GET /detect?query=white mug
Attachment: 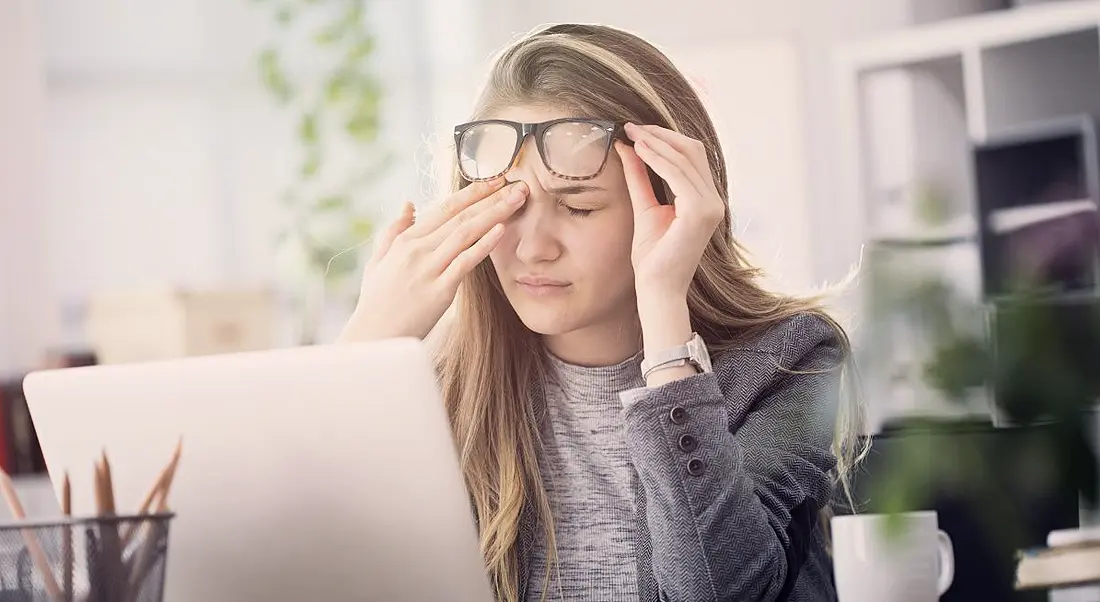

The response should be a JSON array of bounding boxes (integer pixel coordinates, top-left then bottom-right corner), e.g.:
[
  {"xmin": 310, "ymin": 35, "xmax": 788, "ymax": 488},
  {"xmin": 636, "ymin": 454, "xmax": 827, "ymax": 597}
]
[{"xmin": 830, "ymin": 511, "xmax": 955, "ymax": 602}]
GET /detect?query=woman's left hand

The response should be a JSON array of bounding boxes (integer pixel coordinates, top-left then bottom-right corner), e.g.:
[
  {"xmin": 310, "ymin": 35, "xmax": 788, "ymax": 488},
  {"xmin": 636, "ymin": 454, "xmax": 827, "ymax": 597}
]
[{"xmin": 616, "ymin": 123, "xmax": 725, "ymax": 301}]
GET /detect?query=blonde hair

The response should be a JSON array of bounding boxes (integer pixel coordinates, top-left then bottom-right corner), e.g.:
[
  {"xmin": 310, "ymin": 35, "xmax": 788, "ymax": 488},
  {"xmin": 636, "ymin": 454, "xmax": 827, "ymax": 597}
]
[{"xmin": 433, "ymin": 23, "xmax": 867, "ymax": 602}]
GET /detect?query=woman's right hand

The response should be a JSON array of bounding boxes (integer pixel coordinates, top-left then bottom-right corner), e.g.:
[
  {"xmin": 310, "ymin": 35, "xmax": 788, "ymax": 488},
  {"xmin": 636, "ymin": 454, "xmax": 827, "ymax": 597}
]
[{"xmin": 337, "ymin": 177, "xmax": 528, "ymax": 343}]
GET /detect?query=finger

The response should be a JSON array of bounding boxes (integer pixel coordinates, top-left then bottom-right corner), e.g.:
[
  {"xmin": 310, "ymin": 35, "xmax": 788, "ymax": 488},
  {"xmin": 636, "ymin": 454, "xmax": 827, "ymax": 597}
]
[
  {"xmin": 371, "ymin": 201, "xmax": 415, "ymax": 264},
  {"xmin": 430, "ymin": 184, "xmax": 526, "ymax": 268},
  {"xmin": 424, "ymin": 181, "xmax": 527, "ymax": 249},
  {"xmin": 625, "ymin": 123, "xmax": 709, "ymax": 195},
  {"xmin": 439, "ymin": 223, "xmax": 506, "ymax": 289},
  {"xmin": 639, "ymin": 124, "xmax": 712, "ymax": 181},
  {"xmin": 405, "ymin": 176, "xmax": 507, "ymax": 237},
  {"xmin": 631, "ymin": 139, "xmax": 706, "ymax": 212},
  {"xmin": 615, "ymin": 141, "xmax": 661, "ymax": 219}
]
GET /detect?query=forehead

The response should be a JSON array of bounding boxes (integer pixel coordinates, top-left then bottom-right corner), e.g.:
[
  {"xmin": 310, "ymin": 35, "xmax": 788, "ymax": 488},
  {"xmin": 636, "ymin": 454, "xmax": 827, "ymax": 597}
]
[{"xmin": 483, "ymin": 104, "xmax": 583, "ymax": 124}]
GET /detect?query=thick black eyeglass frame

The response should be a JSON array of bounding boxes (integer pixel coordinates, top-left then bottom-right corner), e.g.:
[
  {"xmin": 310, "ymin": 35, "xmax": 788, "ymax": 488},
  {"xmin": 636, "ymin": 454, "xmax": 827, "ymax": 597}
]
[{"xmin": 453, "ymin": 118, "xmax": 629, "ymax": 182}]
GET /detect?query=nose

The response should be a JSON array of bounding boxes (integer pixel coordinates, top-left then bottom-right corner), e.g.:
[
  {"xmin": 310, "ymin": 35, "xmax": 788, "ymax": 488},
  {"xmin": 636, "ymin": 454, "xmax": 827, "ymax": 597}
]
[
  {"xmin": 503, "ymin": 142, "xmax": 562, "ymax": 265},
  {"xmin": 513, "ymin": 206, "xmax": 562, "ymax": 265}
]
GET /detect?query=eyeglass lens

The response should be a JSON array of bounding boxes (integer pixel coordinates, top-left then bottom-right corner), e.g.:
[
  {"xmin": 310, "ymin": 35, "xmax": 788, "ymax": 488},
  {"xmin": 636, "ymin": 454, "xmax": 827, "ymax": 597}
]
[{"xmin": 458, "ymin": 121, "xmax": 613, "ymax": 181}]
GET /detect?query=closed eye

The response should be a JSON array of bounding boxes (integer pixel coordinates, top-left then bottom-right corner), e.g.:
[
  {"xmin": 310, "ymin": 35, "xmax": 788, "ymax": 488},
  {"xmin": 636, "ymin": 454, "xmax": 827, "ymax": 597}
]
[{"xmin": 557, "ymin": 199, "xmax": 595, "ymax": 217}]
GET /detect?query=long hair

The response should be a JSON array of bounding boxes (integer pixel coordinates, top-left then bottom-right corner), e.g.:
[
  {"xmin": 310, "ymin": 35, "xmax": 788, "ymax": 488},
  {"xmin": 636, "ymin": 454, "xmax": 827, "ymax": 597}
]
[{"xmin": 433, "ymin": 23, "xmax": 868, "ymax": 602}]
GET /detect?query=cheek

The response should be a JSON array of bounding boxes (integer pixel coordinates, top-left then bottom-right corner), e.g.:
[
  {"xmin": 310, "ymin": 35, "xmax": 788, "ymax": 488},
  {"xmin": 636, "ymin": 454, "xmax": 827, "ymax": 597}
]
[
  {"xmin": 488, "ymin": 227, "xmax": 520, "ymax": 268},
  {"xmin": 568, "ymin": 217, "xmax": 635, "ymax": 281}
]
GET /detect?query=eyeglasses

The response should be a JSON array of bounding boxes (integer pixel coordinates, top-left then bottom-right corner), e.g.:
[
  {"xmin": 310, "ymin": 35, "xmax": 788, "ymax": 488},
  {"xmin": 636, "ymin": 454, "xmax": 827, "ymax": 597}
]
[{"xmin": 453, "ymin": 118, "xmax": 627, "ymax": 182}]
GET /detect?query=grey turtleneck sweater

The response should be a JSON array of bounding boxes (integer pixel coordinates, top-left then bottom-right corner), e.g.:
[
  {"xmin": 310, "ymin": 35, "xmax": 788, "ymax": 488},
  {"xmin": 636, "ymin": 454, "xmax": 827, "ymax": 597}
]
[{"xmin": 525, "ymin": 352, "xmax": 644, "ymax": 602}]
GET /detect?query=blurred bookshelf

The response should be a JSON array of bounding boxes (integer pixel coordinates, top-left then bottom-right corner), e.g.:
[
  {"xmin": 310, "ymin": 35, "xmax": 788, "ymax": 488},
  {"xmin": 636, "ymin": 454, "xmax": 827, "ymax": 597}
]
[{"xmin": 835, "ymin": 2, "xmax": 1100, "ymax": 434}]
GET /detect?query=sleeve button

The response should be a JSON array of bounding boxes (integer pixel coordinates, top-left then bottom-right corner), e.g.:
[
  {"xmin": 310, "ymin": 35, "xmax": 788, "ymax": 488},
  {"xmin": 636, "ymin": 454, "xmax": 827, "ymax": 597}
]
[
  {"xmin": 687, "ymin": 458, "xmax": 705, "ymax": 476},
  {"xmin": 669, "ymin": 406, "xmax": 687, "ymax": 424},
  {"xmin": 678, "ymin": 434, "xmax": 698, "ymax": 453}
]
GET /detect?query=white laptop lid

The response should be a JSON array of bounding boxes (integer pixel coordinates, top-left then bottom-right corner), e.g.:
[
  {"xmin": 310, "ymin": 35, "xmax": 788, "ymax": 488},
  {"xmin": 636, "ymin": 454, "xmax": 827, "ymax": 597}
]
[{"xmin": 22, "ymin": 338, "xmax": 494, "ymax": 602}]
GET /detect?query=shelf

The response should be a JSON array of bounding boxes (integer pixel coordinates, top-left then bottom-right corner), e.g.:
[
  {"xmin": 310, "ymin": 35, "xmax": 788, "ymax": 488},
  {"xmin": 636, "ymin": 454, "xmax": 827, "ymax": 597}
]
[
  {"xmin": 871, "ymin": 212, "xmax": 979, "ymax": 246},
  {"xmin": 989, "ymin": 198, "xmax": 1098, "ymax": 233},
  {"xmin": 859, "ymin": 55, "xmax": 976, "ymax": 237},
  {"xmin": 980, "ymin": 28, "xmax": 1100, "ymax": 135},
  {"xmin": 837, "ymin": 1, "xmax": 1100, "ymax": 70},
  {"xmin": 836, "ymin": 3, "xmax": 1100, "ymax": 428}
]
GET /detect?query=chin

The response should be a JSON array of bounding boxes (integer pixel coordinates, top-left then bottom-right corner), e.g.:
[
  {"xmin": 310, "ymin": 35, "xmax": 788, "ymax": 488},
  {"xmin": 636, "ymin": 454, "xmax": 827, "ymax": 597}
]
[{"xmin": 511, "ymin": 304, "xmax": 580, "ymax": 336}]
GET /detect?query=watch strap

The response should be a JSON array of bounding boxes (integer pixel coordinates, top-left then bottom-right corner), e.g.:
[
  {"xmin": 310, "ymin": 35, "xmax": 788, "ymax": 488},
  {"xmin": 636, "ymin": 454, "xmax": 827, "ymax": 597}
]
[
  {"xmin": 640, "ymin": 344, "xmax": 692, "ymax": 377},
  {"xmin": 641, "ymin": 333, "xmax": 712, "ymax": 380}
]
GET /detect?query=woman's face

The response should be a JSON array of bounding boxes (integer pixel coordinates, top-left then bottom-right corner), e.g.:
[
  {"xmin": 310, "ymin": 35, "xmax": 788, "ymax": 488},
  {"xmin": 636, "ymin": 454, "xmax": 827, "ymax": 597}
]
[{"xmin": 486, "ymin": 104, "xmax": 640, "ymax": 345}]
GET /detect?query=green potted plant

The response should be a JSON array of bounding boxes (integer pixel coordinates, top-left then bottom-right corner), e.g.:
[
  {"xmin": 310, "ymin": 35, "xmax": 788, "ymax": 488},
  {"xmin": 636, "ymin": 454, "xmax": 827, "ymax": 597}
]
[
  {"xmin": 861, "ymin": 245, "xmax": 1100, "ymax": 548},
  {"xmin": 250, "ymin": 0, "xmax": 392, "ymax": 344}
]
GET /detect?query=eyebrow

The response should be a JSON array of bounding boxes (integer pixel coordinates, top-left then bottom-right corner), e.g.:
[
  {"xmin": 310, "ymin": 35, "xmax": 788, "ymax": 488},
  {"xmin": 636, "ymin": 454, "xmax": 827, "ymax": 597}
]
[{"xmin": 544, "ymin": 184, "xmax": 605, "ymax": 195}]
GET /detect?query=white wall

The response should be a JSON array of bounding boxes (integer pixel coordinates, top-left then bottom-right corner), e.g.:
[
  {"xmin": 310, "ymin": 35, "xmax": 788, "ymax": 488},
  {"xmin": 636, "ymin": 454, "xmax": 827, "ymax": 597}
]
[{"xmin": 0, "ymin": 0, "xmax": 55, "ymax": 371}]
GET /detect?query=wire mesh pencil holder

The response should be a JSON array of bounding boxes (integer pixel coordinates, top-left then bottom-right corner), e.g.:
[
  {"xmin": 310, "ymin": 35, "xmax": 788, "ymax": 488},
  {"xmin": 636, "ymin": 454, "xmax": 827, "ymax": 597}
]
[{"xmin": 0, "ymin": 513, "xmax": 174, "ymax": 602}]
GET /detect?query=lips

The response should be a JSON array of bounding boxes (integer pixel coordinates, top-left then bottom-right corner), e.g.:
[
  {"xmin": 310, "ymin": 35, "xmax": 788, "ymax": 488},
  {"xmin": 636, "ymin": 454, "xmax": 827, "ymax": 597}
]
[
  {"xmin": 515, "ymin": 276, "xmax": 571, "ymax": 297},
  {"xmin": 516, "ymin": 276, "xmax": 570, "ymax": 287}
]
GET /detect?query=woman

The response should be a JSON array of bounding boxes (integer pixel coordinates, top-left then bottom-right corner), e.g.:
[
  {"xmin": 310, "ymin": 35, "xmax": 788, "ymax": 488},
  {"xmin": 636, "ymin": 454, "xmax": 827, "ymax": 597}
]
[{"xmin": 339, "ymin": 23, "xmax": 866, "ymax": 602}]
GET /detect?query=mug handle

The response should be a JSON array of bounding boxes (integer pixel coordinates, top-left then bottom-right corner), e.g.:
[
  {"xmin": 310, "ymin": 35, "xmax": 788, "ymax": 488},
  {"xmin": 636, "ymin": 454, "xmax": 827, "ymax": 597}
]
[{"xmin": 936, "ymin": 529, "xmax": 955, "ymax": 596}]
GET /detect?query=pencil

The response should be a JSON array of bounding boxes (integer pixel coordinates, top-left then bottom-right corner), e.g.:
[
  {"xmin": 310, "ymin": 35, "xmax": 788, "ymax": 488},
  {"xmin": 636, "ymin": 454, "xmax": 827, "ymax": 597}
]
[
  {"xmin": 99, "ymin": 453, "xmax": 115, "ymax": 514},
  {"xmin": 97, "ymin": 454, "xmax": 126, "ymax": 602},
  {"xmin": 125, "ymin": 443, "xmax": 182, "ymax": 602},
  {"xmin": 119, "ymin": 438, "xmax": 181, "ymax": 546},
  {"xmin": 0, "ymin": 468, "xmax": 63, "ymax": 602},
  {"xmin": 62, "ymin": 472, "xmax": 72, "ymax": 602}
]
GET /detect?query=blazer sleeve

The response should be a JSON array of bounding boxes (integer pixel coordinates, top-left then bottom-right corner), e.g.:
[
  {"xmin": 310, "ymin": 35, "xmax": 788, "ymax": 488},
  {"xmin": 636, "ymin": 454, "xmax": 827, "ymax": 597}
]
[{"xmin": 619, "ymin": 313, "xmax": 842, "ymax": 602}]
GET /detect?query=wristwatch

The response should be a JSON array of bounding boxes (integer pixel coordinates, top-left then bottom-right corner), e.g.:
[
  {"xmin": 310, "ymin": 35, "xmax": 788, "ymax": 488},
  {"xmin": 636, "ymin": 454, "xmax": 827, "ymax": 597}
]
[{"xmin": 640, "ymin": 332, "xmax": 713, "ymax": 379}]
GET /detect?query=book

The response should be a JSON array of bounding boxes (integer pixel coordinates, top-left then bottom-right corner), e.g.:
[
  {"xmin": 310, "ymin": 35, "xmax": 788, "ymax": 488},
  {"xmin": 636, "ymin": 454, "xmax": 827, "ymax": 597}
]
[
  {"xmin": 1048, "ymin": 525, "xmax": 1100, "ymax": 548},
  {"xmin": 1015, "ymin": 542, "xmax": 1100, "ymax": 590}
]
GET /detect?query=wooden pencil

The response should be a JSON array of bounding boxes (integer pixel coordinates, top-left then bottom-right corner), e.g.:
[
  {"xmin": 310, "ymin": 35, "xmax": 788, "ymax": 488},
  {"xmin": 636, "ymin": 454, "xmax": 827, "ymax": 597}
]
[
  {"xmin": 119, "ymin": 438, "xmax": 181, "ymax": 547},
  {"xmin": 97, "ymin": 454, "xmax": 126, "ymax": 602},
  {"xmin": 0, "ymin": 468, "xmax": 63, "ymax": 602},
  {"xmin": 125, "ymin": 452, "xmax": 180, "ymax": 602},
  {"xmin": 62, "ymin": 471, "xmax": 72, "ymax": 602}
]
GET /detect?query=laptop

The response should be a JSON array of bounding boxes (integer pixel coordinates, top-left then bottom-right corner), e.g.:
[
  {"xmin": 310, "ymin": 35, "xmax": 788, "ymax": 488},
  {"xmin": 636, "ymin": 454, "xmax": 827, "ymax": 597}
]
[{"xmin": 22, "ymin": 338, "xmax": 495, "ymax": 602}]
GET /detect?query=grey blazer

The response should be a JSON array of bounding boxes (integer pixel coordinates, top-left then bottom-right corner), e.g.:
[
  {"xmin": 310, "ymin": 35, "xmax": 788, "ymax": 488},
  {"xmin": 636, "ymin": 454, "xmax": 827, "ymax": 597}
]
[{"xmin": 518, "ymin": 312, "xmax": 843, "ymax": 602}]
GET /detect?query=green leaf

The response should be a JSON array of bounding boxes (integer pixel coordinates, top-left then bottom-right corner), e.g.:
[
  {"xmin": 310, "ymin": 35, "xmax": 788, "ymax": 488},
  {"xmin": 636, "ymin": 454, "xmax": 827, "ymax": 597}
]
[
  {"xmin": 343, "ymin": 1, "xmax": 365, "ymax": 28},
  {"xmin": 346, "ymin": 37, "xmax": 375, "ymax": 62},
  {"xmin": 324, "ymin": 73, "xmax": 351, "ymax": 103},
  {"xmin": 345, "ymin": 95, "xmax": 381, "ymax": 142},
  {"xmin": 275, "ymin": 6, "xmax": 294, "ymax": 26},
  {"xmin": 258, "ymin": 48, "xmax": 294, "ymax": 103},
  {"xmin": 298, "ymin": 112, "xmax": 319, "ymax": 145},
  {"xmin": 301, "ymin": 152, "xmax": 322, "ymax": 178},
  {"xmin": 314, "ymin": 24, "xmax": 347, "ymax": 46},
  {"xmin": 315, "ymin": 195, "xmax": 349, "ymax": 211},
  {"xmin": 349, "ymin": 215, "xmax": 374, "ymax": 239},
  {"xmin": 922, "ymin": 337, "xmax": 990, "ymax": 402},
  {"xmin": 346, "ymin": 115, "xmax": 379, "ymax": 142}
]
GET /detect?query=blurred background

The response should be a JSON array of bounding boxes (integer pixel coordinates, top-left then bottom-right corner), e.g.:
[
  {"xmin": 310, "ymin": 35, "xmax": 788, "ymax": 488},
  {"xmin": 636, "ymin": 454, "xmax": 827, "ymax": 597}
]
[
  {"xmin": 0, "ymin": 0, "xmax": 1021, "ymax": 421},
  {"xmin": 5, "ymin": 0, "xmax": 1100, "ymax": 598}
]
